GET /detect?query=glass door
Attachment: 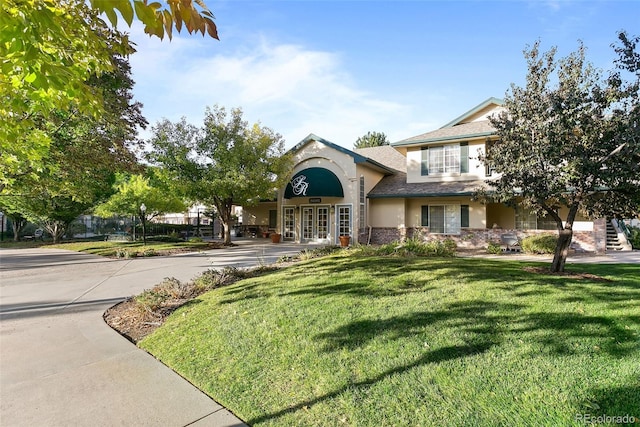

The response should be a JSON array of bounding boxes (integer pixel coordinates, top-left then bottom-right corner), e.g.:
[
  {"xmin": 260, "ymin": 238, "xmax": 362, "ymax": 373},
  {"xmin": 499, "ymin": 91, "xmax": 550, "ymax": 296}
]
[
  {"xmin": 317, "ymin": 207, "xmax": 329, "ymax": 240},
  {"xmin": 336, "ymin": 205, "xmax": 352, "ymax": 243},
  {"xmin": 283, "ymin": 207, "xmax": 295, "ymax": 240},
  {"xmin": 302, "ymin": 207, "xmax": 314, "ymax": 240}
]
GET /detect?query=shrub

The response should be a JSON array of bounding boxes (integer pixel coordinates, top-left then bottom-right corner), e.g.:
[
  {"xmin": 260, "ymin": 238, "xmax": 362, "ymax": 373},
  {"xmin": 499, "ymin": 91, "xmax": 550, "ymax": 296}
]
[
  {"xmin": 367, "ymin": 238, "xmax": 457, "ymax": 257},
  {"xmin": 116, "ymin": 248, "xmax": 136, "ymax": 259},
  {"xmin": 142, "ymin": 248, "xmax": 156, "ymax": 257},
  {"xmin": 628, "ymin": 226, "xmax": 640, "ymax": 250},
  {"xmin": 194, "ymin": 270, "xmax": 230, "ymax": 292},
  {"xmin": 156, "ymin": 277, "xmax": 193, "ymax": 299},
  {"xmin": 189, "ymin": 237, "xmax": 204, "ymax": 243},
  {"xmin": 521, "ymin": 234, "xmax": 557, "ymax": 254},
  {"xmin": 487, "ymin": 241, "xmax": 503, "ymax": 254},
  {"xmin": 135, "ymin": 288, "xmax": 170, "ymax": 312},
  {"xmin": 149, "ymin": 235, "xmax": 182, "ymax": 243}
]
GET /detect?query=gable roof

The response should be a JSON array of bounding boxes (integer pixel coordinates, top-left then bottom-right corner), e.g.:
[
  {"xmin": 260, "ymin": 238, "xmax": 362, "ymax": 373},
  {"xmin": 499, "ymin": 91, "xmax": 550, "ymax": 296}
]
[
  {"xmin": 440, "ymin": 96, "xmax": 503, "ymax": 128},
  {"xmin": 290, "ymin": 133, "xmax": 397, "ymax": 175},
  {"xmin": 355, "ymin": 146, "xmax": 406, "ymax": 173},
  {"xmin": 392, "ymin": 97, "xmax": 503, "ymax": 147}
]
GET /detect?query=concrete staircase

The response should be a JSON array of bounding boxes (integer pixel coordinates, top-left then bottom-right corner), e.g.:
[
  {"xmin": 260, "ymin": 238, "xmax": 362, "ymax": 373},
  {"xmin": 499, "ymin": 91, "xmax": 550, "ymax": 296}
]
[{"xmin": 606, "ymin": 219, "xmax": 632, "ymax": 251}]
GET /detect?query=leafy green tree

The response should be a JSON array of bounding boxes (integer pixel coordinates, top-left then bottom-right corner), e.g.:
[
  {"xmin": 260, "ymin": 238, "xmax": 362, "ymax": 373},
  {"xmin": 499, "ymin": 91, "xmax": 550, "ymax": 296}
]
[
  {"xmin": 95, "ymin": 173, "xmax": 187, "ymax": 244},
  {"xmin": 0, "ymin": 0, "xmax": 217, "ymax": 192},
  {"xmin": 0, "ymin": 204, "xmax": 27, "ymax": 242},
  {"xmin": 148, "ymin": 107, "xmax": 292, "ymax": 245},
  {"xmin": 354, "ymin": 131, "xmax": 390, "ymax": 149},
  {"xmin": 482, "ymin": 32, "xmax": 640, "ymax": 272},
  {"xmin": 2, "ymin": 37, "xmax": 147, "ymax": 243}
]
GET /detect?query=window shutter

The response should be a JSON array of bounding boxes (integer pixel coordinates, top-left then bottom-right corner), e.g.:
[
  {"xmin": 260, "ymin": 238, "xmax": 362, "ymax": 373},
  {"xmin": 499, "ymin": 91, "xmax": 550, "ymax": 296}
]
[
  {"xmin": 421, "ymin": 147, "xmax": 429, "ymax": 176},
  {"xmin": 421, "ymin": 205, "xmax": 429, "ymax": 226},
  {"xmin": 461, "ymin": 205, "xmax": 469, "ymax": 228},
  {"xmin": 460, "ymin": 142, "xmax": 469, "ymax": 173}
]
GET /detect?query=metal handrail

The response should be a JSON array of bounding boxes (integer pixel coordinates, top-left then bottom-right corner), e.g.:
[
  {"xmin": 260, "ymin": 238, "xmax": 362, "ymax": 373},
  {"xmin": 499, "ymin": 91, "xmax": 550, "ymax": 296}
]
[{"xmin": 618, "ymin": 219, "xmax": 631, "ymax": 239}]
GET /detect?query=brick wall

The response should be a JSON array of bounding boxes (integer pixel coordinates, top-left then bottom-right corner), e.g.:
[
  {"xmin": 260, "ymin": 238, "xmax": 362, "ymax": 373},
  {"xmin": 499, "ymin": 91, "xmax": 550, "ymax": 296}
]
[{"xmin": 368, "ymin": 224, "xmax": 606, "ymax": 254}]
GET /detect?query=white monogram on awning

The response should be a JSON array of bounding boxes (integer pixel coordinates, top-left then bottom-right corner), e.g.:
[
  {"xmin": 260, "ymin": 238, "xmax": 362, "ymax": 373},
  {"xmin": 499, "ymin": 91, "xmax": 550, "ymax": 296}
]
[{"xmin": 291, "ymin": 175, "xmax": 309, "ymax": 196}]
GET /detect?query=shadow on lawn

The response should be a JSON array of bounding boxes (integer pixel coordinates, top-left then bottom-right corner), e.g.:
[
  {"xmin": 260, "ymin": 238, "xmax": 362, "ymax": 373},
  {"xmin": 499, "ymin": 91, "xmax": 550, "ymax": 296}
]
[
  {"xmin": 246, "ymin": 343, "xmax": 494, "ymax": 425},
  {"xmin": 587, "ymin": 384, "xmax": 640, "ymax": 417},
  {"xmin": 247, "ymin": 295, "xmax": 639, "ymax": 425},
  {"xmin": 247, "ymin": 300, "xmax": 507, "ymax": 425}
]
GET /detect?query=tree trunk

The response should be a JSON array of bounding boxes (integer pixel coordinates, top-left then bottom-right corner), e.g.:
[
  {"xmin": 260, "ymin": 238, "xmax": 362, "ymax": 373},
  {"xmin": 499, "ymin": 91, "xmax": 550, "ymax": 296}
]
[
  {"xmin": 551, "ymin": 228, "xmax": 573, "ymax": 272},
  {"xmin": 12, "ymin": 222, "xmax": 21, "ymax": 242},
  {"xmin": 43, "ymin": 221, "xmax": 66, "ymax": 244},
  {"xmin": 215, "ymin": 197, "xmax": 234, "ymax": 246},
  {"xmin": 10, "ymin": 215, "xmax": 26, "ymax": 242},
  {"xmin": 222, "ymin": 221, "xmax": 231, "ymax": 245}
]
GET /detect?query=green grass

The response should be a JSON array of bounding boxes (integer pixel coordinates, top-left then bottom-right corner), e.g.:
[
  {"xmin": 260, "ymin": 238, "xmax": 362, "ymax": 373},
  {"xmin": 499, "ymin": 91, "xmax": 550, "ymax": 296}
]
[
  {"xmin": 45, "ymin": 240, "xmax": 217, "ymax": 257},
  {"xmin": 139, "ymin": 254, "xmax": 640, "ymax": 426}
]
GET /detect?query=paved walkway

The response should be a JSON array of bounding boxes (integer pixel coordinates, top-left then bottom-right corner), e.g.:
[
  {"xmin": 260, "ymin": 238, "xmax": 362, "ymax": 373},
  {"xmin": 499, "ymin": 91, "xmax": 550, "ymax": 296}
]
[
  {"xmin": 0, "ymin": 241, "xmax": 302, "ymax": 427},
  {"xmin": 1, "ymin": 242, "xmax": 637, "ymax": 426}
]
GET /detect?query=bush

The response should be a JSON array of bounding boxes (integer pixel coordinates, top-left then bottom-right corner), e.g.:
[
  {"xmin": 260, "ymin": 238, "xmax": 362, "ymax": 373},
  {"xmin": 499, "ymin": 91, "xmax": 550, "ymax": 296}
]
[
  {"xmin": 487, "ymin": 241, "xmax": 503, "ymax": 254},
  {"xmin": 155, "ymin": 277, "xmax": 197, "ymax": 300},
  {"xmin": 355, "ymin": 238, "xmax": 457, "ymax": 258},
  {"xmin": 628, "ymin": 226, "xmax": 640, "ymax": 250},
  {"xmin": 189, "ymin": 237, "xmax": 204, "ymax": 243},
  {"xmin": 142, "ymin": 248, "xmax": 156, "ymax": 257},
  {"xmin": 521, "ymin": 234, "xmax": 557, "ymax": 254},
  {"xmin": 116, "ymin": 248, "xmax": 136, "ymax": 259},
  {"xmin": 135, "ymin": 288, "xmax": 170, "ymax": 312},
  {"xmin": 148, "ymin": 235, "xmax": 183, "ymax": 243}
]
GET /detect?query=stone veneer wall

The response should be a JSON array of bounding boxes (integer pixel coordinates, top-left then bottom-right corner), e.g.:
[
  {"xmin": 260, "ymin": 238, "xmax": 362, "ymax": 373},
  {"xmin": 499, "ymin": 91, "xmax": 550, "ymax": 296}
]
[{"xmin": 367, "ymin": 221, "xmax": 607, "ymax": 254}]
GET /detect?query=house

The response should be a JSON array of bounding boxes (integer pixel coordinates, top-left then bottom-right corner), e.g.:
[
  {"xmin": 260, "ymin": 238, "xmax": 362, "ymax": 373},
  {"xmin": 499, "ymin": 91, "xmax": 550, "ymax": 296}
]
[
  {"xmin": 244, "ymin": 98, "xmax": 609, "ymax": 252},
  {"xmin": 243, "ymin": 133, "xmax": 398, "ymax": 245}
]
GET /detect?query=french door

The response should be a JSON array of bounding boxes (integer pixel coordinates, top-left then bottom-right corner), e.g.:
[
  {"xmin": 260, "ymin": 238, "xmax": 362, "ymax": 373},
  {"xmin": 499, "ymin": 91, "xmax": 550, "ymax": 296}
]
[
  {"xmin": 301, "ymin": 206, "xmax": 330, "ymax": 242},
  {"xmin": 336, "ymin": 204, "xmax": 352, "ymax": 243},
  {"xmin": 283, "ymin": 206, "xmax": 295, "ymax": 240}
]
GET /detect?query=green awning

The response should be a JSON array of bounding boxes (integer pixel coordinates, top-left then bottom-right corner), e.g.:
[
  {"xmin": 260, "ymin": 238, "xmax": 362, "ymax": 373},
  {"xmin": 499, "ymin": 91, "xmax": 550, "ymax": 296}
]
[{"xmin": 284, "ymin": 167, "xmax": 344, "ymax": 199}]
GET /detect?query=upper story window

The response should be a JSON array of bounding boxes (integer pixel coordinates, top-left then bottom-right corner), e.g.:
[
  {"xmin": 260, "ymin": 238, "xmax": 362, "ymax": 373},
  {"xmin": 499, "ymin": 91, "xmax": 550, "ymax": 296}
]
[{"xmin": 421, "ymin": 142, "xmax": 469, "ymax": 176}]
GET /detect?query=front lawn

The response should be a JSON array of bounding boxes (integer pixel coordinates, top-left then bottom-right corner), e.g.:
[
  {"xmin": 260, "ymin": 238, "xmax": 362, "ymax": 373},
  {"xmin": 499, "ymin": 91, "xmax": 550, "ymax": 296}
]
[
  {"xmin": 139, "ymin": 254, "xmax": 640, "ymax": 426},
  {"xmin": 46, "ymin": 240, "xmax": 223, "ymax": 257}
]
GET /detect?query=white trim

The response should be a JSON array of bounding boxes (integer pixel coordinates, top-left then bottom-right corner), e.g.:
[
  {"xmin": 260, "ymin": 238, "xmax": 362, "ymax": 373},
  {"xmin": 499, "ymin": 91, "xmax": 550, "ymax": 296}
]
[{"xmin": 335, "ymin": 204, "xmax": 353, "ymax": 245}]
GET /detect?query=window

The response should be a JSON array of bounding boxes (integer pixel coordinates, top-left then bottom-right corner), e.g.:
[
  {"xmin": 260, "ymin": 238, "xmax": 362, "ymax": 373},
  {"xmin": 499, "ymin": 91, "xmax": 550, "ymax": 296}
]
[
  {"xmin": 421, "ymin": 142, "xmax": 469, "ymax": 175},
  {"xmin": 420, "ymin": 204, "xmax": 468, "ymax": 234},
  {"xmin": 515, "ymin": 206, "xmax": 557, "ymax": 230},
  {"xmin": 337, "ymin": 205, "xmax": 351, "ymax": 237},
  {"xmin": 268, "ymin": 210, "xmax": 277, "ymax": 229},
  {"xmin": 484, "ymin": 141, "xmax": 495, "ymax": 177}
]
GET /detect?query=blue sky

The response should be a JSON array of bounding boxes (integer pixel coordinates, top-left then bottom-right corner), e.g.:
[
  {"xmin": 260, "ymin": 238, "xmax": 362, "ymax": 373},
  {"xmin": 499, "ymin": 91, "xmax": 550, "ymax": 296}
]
[{"xmin": 126, "ymin": 0, "xmax": 639, "ymax": 149}]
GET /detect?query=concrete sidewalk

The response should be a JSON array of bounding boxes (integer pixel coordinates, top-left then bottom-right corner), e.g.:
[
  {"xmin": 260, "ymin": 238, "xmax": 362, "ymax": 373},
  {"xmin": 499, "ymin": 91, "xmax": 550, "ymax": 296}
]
[{"xmin": 0, "ymin": 242, "xmax": 302, "ymax": 427}]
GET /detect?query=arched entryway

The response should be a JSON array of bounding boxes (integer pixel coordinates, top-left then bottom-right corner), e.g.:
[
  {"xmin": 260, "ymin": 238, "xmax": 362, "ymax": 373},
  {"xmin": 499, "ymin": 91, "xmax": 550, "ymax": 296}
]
[{"xmin": 283, "ymin": 167, "xmax": 348, "ymax": 243}]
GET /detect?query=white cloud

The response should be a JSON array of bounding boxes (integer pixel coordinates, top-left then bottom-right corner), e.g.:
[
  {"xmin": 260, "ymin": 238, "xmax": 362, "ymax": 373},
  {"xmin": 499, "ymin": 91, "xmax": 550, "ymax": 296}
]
[{"xmin": 128, "ymin": 29, "xmax": 414, "ymax": 148}]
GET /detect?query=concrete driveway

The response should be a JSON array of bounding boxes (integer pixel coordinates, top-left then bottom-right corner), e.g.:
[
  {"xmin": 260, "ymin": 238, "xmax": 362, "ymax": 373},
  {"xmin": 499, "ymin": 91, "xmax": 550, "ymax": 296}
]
[{"xmin": 0, "ymin": 242, "xmax": 302, "ymax": 427}]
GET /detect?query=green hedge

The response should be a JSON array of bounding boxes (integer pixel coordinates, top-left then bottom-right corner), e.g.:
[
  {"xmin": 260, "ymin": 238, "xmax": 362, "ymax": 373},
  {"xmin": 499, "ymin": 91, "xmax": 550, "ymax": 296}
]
[
  {"xmin": 521, "ymin": 234, "xmax": 557, "ymax": 254},
  {"xmin": 628, "ymin": 226, "xmax": 640, "ymax": 249}
]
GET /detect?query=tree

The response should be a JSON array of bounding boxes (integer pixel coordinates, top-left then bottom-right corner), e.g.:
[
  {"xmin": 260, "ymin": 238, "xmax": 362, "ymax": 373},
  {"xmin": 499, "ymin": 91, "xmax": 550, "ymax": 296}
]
[
  {"xmin": 482, "ymin": 32, "xmax": 640, "ymax": 272},
  {"xmin": 95, "ymin": 173, "xmax": 187, "ymax": 244},
  {"xmin": 2, "ymin": 36, "xmax": 147, "ymax": 243},
  {"xmin": 354, "ymin": 131, "xmax": 390, "ymax": 149},
  {"xmin": 0, "ymin": 0, "xmax": 217, "ymax": 193},
  {"xmin": 148, "ymin": 107, "xmax": 292, "ymax": 245}
]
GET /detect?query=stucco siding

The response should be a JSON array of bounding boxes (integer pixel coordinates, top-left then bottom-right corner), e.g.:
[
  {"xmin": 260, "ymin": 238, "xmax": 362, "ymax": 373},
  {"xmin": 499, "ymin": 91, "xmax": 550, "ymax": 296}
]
[{"xmin": 369, "ymin": 199, "xmax": 406, "ymax": 228}]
